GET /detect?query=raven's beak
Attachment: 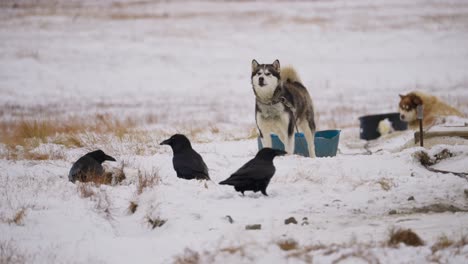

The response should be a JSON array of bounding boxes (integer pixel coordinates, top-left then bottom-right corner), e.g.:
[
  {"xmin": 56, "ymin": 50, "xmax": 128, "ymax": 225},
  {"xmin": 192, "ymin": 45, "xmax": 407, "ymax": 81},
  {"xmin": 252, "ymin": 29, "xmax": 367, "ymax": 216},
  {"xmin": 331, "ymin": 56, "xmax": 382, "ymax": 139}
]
[
  {"xmin": 160, "ymin": 139, "xmax": 171, "ymax": 146},
  {"xmin": 105, "ymin": 155, "xmax": 117, "ymax": 162},
  {"xmin": 275, "ymin": 149, "xmax": 287, "ymax": 156}
]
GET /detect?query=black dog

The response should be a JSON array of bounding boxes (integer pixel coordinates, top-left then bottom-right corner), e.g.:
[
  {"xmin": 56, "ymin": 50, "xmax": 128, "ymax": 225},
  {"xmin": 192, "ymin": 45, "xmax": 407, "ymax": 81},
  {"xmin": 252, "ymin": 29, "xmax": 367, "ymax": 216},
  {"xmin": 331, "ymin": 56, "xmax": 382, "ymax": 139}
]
[
  {"xmin": 69, "ymin": 150, "xmax": 116, "ymax": 183},
  {"xmin": 219, "ymin": 148, "xmax": 286, "ymax": 196},
  {"xmin": 160, "ymin": 134, "xmax": 210, "ymax": 180}
]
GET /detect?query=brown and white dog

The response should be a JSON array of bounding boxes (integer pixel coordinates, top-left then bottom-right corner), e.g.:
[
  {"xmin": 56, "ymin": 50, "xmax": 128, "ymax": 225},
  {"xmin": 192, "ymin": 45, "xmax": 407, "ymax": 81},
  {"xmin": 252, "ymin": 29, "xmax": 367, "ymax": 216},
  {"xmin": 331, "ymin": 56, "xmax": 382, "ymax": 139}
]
[{"xmin": 398, "ymin": 91, "xmax": 464, "ymax": 129}]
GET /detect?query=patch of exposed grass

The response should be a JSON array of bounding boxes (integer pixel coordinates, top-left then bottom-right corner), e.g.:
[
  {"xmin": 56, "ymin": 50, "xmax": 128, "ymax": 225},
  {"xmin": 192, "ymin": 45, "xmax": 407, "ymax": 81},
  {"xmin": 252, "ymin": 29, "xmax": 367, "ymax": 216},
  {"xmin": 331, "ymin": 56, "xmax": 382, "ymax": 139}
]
[
  {"xmin": 410, "ymin": 203, "xmax": 467, "ymax": 214},
  {"xmin": 388, "ymin": 228, "xmax": 424, "ymax": 247},
  {"xmin": 277, "ymin": 239, "xmax": 299, "ymax": 251},
  {"xmin": 136, "ymin": 169, "xmax": 160, "ymax": 195},
  {"xmin": 0, "ymin": 115, "xmax": 135, "ymax": 149}
]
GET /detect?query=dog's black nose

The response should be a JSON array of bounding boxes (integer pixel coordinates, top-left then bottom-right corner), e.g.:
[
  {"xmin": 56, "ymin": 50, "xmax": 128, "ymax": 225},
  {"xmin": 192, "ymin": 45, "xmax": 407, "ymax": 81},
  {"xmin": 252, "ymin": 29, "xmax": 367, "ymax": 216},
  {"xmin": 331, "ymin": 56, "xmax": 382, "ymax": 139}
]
[
  {"xmin": 259, "ymin": 77, "xmax": 264, "ymax": 85},
  {"xmin": 400, "ymin": 114, "xmax": 405, "ymax": 120}
]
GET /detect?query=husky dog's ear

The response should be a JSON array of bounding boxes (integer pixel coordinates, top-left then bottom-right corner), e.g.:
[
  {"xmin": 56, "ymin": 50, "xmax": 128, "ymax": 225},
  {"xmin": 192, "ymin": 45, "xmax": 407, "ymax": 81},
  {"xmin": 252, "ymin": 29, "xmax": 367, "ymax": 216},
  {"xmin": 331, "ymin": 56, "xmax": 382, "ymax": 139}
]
[
  {"xmin": 252, "ymin": 59, "xmax": 259, "ymax": 72},
  {"xmin": 272, "ymin": 59, "xmax": 280, "ymax": 71},
  {"xmin": 399, "ymin": 94, "xmax": 405, "ymax": 99},
  {"xmin": 411, "ymin": 95, "xmax": 422, "ymax": 106}
]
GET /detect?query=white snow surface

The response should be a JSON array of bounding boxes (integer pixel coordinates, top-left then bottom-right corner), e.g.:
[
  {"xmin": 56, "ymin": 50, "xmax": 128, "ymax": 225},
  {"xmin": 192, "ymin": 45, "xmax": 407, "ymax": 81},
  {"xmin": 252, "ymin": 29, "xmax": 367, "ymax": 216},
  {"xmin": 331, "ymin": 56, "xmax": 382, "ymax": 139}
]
[{"xmin": 1, "ymin": 0, "xmax": 468, "ymax": 263}]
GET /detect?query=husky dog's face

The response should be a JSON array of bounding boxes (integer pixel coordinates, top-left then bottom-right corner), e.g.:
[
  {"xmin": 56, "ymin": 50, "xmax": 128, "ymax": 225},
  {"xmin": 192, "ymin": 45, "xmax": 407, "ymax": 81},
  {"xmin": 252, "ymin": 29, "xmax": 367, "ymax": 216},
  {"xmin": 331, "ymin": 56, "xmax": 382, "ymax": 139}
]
[
  {"xmin": 399, "ymin": 93, "xmax": 422, "ymax": 122},
  {"xmin": 251, "ymin": 59, "xmax": 281, "ymax": 101}
]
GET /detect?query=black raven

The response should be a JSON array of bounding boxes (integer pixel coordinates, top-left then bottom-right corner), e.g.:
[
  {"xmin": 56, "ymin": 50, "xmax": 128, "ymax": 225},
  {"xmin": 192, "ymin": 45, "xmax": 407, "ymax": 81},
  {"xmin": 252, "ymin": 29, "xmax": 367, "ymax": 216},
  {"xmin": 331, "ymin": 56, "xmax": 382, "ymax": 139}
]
[
  {"xmin": 160, "ymin": 134, "xmax": 210, "ymax": 180},
  {"xmin": 68, "ymin": 150, "xmax": 116, "ymax": 183},
  {"xmin": 219, "ymin": 148, "xmax": 286, "ymax": 196}
]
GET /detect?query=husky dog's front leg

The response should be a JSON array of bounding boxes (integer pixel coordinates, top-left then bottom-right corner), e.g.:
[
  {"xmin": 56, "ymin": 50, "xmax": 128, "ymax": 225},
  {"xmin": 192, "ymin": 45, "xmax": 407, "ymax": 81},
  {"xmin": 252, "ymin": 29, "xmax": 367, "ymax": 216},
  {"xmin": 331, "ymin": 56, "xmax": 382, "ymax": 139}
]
[
  {"xmin": 257, "ymin": 112, "xmax": 273, "ymax": 148},
  {"xmin": 260, "ymin": 132, "xmax": 273, "ymax": 148},
  {"xmin": 277, "ymin": 112, "xmax": 294, "ymax": 154}
]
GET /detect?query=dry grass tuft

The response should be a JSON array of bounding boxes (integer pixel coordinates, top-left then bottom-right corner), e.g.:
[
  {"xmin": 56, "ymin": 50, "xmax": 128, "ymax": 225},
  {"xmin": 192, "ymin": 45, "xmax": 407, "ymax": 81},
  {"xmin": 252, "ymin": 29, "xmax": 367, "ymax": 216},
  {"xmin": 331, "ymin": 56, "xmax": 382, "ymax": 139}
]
[
  {"xmin": 0, "ymin": 115, "xmax": 136, "ymax": 148},
  {"xmin": 219, "ymin": 246, "xmax": 245, "ymax": 255},
  {"xmin": 76, "ymin": 182, "xmax": 96, "ymax": 198},
  {"xmin": 388, "ymin": 228, "xmax": 424, "ymax": 247},
  {"xmin": 12, "ymin": 208, "xmax": 26, "ymax": 226},
  {"xmin": 209, "ymin": 125, "xmax": 220, "ymax": 134},
  {"xmin": 173, "ymin": 248, "xmax": 200, "ymax": 264},
  {"xmin": 73, "ymin": 162, "xmax": 125, "ymax": 186},
  {"xmin": 23, "ymin": 152, "xmax": 50, "ymax": 161},
  {"xmin": 6, "ymin": 208, "xmax": 27, "ymax": 226},
  {"xmin": 77, "ymin": 171, "xmax": 113, "ymax": 186},
  {"xmin": 112, "ymin": 162, "xmax": 126, "ymax": 185},
  {"xmin": 286, "ymin": 244, "xmax": 327, "ymax": 262},
  {"xmin": 331, "ymin": 249, "xmax": 379, "ymax": 264},
  {"xmin": 413, "ymin": 149, "xmax": 453, "ymax": 167},
  {"xmin": 0, "ymin": 240, "xmax": 26, "ymax": 264},
  {"xmin": 128, "ymin": 201, "xmax": 138, "ymax": 215},
  {"xmin": 431, "ymin": 235, "xmax": 454, "ymax": 253},
  {"xmin": 246, "ymin": 127, "xmax": 259, "ymax": 140},
  {"xmin": 93, "ymin": 189, "xmax": 113, "ymax": 221},
  {"xmin": 173, "ymin": 245, "xmax": 246, "ymax": 264},
  {"xmin": 410, "ymin": 203, "xmax": 467, "ymax": 214},
  {"xmin": 431, "ymin": 234, "xmax": 468, "ymax": 254},
  {"xmin": 146, "ymin": 216, "xmax": 167, "ymax": 229},
  {"xmin": 17, "ymin": 120, "xmax": 52, "ymax": 143},
  {"xmin": 376, "ymin": 178, "xmax": 395, "ymax": 191},
  {"xmin": 0, "ymin": 145, "xmax": 67, "ymax": 161},
  {"xmin": 53, "ymin": 134, "xmax": 83, "ymax": 148},
  {"xmin": 136, "ymin": 169, "xmax": 160, "ymax": 195},
  {"xmin": 277, "ymin": 239, "xmax": 299, "ymax": 251}
]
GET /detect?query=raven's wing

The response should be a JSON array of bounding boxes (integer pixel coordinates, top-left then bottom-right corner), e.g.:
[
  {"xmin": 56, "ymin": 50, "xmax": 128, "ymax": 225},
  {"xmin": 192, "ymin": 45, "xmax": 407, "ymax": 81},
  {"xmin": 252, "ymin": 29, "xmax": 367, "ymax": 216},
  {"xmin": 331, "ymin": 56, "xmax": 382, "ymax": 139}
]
[
  {"xmin": 68, "ymin": 156, "xmax": 104, "ymax": 182},
  {"xmin": 173, "ymin": 150, "xmax": 210, "ymax": 180},
  {"xmin": 232, "ymin": 159, "xmax": 274, "ymax": 179},
  {"xmin": 220, "ymin": 159, "xmax": 274, "ymax": 185}
]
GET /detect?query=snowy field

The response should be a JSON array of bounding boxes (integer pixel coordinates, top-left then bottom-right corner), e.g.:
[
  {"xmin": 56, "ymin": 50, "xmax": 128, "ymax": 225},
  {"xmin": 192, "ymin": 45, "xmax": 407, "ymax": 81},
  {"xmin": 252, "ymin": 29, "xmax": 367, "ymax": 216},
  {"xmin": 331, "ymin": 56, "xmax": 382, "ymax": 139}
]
[{"xmin": 1, "ymin": 0, "xmax": 468, "ymax": 263}]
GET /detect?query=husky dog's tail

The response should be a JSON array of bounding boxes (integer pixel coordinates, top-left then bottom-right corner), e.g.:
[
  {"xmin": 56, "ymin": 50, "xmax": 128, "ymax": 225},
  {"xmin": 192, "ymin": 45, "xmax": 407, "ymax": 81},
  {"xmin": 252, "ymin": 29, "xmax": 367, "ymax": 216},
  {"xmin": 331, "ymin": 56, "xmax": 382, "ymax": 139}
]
[{"xmin": 281, "ymin": 66, "xmax": 302, "ymax": 84}]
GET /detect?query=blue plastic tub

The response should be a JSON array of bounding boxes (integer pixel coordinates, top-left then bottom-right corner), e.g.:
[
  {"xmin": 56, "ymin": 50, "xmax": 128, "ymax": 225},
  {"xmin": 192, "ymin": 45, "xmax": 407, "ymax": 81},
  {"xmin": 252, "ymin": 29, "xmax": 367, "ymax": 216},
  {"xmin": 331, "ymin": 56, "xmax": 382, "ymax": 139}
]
[
  {"xmin": 257, "ymin": 130, "xmax": 341, "ymax": 158},
  {"xmin": 257, "ymin": 134, "xmax": 286, "ymax": 153},
  {"xmin": 314, "ymin": 130, "xmax": 340, "ymax": 157}
]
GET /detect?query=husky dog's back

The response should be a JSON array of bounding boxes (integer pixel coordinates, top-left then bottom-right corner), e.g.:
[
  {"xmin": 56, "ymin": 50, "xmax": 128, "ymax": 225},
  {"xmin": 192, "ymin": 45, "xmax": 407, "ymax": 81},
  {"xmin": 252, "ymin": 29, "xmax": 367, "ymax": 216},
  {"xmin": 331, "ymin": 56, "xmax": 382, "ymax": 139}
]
[{"xmin": 252, "ymin": 59, "xmax": 316, "ymax": 156}]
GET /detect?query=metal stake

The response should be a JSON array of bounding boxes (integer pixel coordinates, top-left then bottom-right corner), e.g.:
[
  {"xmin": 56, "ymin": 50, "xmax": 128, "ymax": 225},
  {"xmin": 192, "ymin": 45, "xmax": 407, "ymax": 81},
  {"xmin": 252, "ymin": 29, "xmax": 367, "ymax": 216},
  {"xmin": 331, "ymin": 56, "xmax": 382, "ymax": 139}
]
[{"xmin": 417, "ymin": 104, "xmax": 424, "ymax": 147}]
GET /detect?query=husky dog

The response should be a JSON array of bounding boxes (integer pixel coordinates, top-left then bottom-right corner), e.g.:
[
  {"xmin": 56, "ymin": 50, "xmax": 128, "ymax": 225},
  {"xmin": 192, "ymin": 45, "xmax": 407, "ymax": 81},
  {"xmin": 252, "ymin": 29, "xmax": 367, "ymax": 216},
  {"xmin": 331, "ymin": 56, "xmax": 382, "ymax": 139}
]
[
  {"xmin": 252, "ymin": 59, "xmax": 316, "ymax": 157},
  {"xmin": 399, "ymin": 91, "xmax": 464, "ymax": 129}
]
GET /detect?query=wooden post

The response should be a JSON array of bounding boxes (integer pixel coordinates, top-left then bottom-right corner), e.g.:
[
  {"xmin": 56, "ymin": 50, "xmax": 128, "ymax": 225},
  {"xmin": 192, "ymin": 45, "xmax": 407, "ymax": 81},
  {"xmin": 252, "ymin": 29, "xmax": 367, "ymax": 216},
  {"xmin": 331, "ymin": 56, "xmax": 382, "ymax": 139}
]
[{"xmin": 417, "ymin": 104, "xmax": 424, "ymax": 147}]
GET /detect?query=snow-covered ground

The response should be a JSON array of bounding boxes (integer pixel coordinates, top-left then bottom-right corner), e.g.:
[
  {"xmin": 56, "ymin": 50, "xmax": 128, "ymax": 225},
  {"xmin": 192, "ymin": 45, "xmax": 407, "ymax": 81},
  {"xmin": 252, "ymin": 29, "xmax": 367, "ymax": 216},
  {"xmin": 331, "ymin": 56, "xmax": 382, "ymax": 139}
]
[{"xmin": 1, "ymin": 0, "xmax": 468, "ymax": 263}]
